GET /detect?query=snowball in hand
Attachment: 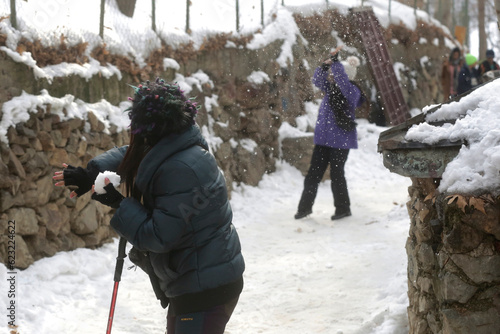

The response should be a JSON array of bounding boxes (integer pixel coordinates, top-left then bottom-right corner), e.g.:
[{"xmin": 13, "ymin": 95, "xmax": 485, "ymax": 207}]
[{"xmin": 94, "ymin": 171, "xmax": 121, "ymax": 194}]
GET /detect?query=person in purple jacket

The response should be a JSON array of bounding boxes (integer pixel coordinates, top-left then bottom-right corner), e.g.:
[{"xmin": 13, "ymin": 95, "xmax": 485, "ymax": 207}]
[{"xmin": 295, "ymin": 46, "xmax": 363, "ymax": 220}]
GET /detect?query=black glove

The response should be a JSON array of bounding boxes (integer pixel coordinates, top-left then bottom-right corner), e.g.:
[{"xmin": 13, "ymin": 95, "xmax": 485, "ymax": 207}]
[
  {"xmin": 91, "ymin": 183, "xmax": 124, "ymax": 208},
  {"xmin": 330, "ymin": 53, "xmax": 339, "ymax": 62},
  {"xmin": 63, "ymin": 165, "xmax": 99, "ymax": 196}
]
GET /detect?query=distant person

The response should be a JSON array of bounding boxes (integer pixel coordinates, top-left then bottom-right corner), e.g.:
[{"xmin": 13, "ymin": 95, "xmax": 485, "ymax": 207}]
[
  {"xmin": 54, "ymin": 78, "xmax": 244, "ymax": 334},
  {"xmin": 457, "ymin": 54, "xmax": 480, "ymax": 95},
  {"xmin": 441, "ymin": 47, "xmax": 463, "ymax": 101},
  {"xmin": 479, "ymin": 49, "xmax": 500, "ymax": 77},
  {"xmin": 295, "ymin": 46, "xmax": 364, "ymax": 221}
]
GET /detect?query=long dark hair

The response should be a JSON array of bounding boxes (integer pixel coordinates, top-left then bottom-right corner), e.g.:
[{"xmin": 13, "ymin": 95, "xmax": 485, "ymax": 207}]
[{"xmin": 117, "ymin": 133, "xmax": 151, "ymax": 199}]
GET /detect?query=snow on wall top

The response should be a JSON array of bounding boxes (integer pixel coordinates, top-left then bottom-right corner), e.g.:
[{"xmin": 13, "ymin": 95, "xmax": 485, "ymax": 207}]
[{"xmin": 405, "ymin": 79, "xmax": 500, "ymax": 195}]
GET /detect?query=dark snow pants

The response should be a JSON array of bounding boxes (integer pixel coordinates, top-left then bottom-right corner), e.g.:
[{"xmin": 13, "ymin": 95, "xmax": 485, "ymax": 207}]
[
  {"xmin": 297, "ymin": 145, "xmax": 350, "ymax": 214},
  {"xmin": 166, "ymin": 297, "xmax": 239, "ymax": 334}
]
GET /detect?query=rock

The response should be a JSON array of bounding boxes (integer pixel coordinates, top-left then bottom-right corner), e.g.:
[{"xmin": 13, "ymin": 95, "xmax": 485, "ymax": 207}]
[
  {"xmin": 24, "ymin": 152, "xmax": 50, "ymax": 175},
  {"xmin": 37, "ymin": 131, "xmax": 56, "ymax": 151},
  {"xmin": 99, "ymin": 133, "xmax": 113, "ymax": 150},
  {"xmin": 71, "ymin": 202, "xmax": 98, "ymax": 235},
  {"xmin": 281, "ymin": 135, "xmax": 314, "ymax": 175},
  {"xmin": 18, "ymin": 147, "xmax": 35, "ymax": 164},
  {"xmin": 87, "ymin": 111, "xmax": 105, "ymax": 132},
  {"xmin": 444, "ymin": 220, "xmax": 484, "ymax": 253},
  {"xmin": 442, "ymin": 307, "xmax": 500, "ymax": 334},
  {"xmin": 435, "ymin": 271, "xmax": 478, "ymax": 304},
  {"xmin": 7, "ymin": 149, "xmax": 26, "ymax": 179},
  {"xmin": 36, "ymin": 175, "xmax": 54, "ymax": 206},
  {"xmin": 50, "ymin": 129, "xmax": 68, "ymax": 147},
  {"xmin": 59, "ymin": 233, "xmax": 86, "ymax": 251},
  {"xmin": 450, "ymin": 253, "xmax": 500, "ymax": 284},
  {"xmin": 15, "ymin": 123, "xmax": 36, "ymax": 138},
  {"xmin": 76, "ymin": 138, "xmax": 88, "ymax": 158},
  {"xmin": 417, "ymin": 242, "xmax": 436, "ymax": 272},
  {"xmin": 80, "ymin": 226, "xmax": 111, "ymax": 248},
  {"xmin": 463, "ymin": 203, "xmax": 500, "ymax": 240},
  {"xmin": 7, "ymin": 127, "xmax": 29, "ymax": 145},
  {"xmin": 13, "ymin": 236, "xmax": 34, "ymax": 269},
  {"xmin": 29, "ymin": 137, "xmax": 43, "ymax": 151},
  {"xmin": 37, "ymin": 202, "xmax": 69, "ymax": 237},
  {"xmin": 235, "ymin": 144, "xmax": 266, "ymax": 186},
  {"xmin": 49, "ymin": 148, "xmax": 69, "ymax": 167},
  {"xmin": 7, "ymin": 207, "xmax": 38, "ymax": 236},
  {"xmin": 66, "ymin": 118, "xmax": 85, "ymax": 131},
  {"xmin": 10, "ymin": 144, "xmax": 24, "ymax": 156},
  {"xmin": 65, "ymin": 132, "xmax": 80, "ymax": 154},
  {"xmin": 0, "ymin": 189, "xmax": 24, "ymax": 212},
  {"xmin": 23, "ymin": 227, "xmax": 58, "ymax": 259}
]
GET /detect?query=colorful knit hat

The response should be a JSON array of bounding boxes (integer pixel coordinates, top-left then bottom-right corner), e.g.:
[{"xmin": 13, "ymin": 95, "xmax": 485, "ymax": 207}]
[
  {"xmin": 465, "ymin": 54, "xmax": 477, "ymax": 66},
  {"xmin": 126, "ymin": 78, "xmax": 199, "ymax": 144}
]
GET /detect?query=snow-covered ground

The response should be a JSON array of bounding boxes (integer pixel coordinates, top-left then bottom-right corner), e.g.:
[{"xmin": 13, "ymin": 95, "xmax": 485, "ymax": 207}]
[{"xmin": 0, "ymin": 120, "xmax": 412, "ymax": 334}]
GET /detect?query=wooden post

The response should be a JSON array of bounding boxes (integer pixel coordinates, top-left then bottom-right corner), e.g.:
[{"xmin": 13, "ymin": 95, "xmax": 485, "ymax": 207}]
[
  {"xmin": 152, "ymin": 0, "xmax": 156, "ymax": 32},
  {"xmin": 495, "ymin": 0, "xmax": 500, "ymax": 31},
  {"xmin": 236, "ymin": 0, "xmax": 240, "ymax": 32},
  {"xmin": 10, "ymin": 0, "xmax": 17, "ymax": 30},
  {"xmin": 261, "ymin": 0, "xmax": 264, "ymax": 26},
  {"xmin": 186, "ymin": 0, "xmax": 190, "ymax": 34},
  {"xmin": 99, "ymin": 0, "xmax": 105, "ymax": 39}
]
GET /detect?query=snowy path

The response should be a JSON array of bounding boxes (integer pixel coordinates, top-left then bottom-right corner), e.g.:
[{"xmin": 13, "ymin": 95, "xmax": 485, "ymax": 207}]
[{"xmin": 1, "ymin": 122, "xmax": 412, "ymax": 333}]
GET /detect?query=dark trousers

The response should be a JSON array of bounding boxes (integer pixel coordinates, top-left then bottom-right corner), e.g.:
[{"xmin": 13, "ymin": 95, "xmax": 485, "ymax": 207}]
[
  {"xmin": 166, "ymin": 297, "xmax": 239, "ymax": 334},
  {"xmin": 297, "ymin": 145, "xmax": 350, "ymax": 214}
]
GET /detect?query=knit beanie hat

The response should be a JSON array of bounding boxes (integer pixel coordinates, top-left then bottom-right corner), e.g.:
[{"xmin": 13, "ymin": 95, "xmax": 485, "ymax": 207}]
[
  {"xmin": 486, "ymin": 49, "xmax": 495, "ymax": 58},
  {"xmin": 465, "ymin": 54, "xmax": 477, "ymax": 66},
  {"xmin": 341, "ymin": 56, "xmax": 361, "ymax": 80},
  {"xmin": 126, "ymin": 78, "xmax": 199, "ymax": 144}
]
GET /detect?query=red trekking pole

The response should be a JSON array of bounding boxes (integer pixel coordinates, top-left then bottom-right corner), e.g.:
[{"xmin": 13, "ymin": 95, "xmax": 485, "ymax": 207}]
[{"xmin": 106, "ymin": 237, "xmax": 127, "ymax": 334}]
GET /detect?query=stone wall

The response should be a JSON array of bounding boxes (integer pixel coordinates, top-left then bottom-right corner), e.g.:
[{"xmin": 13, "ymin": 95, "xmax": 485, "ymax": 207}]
[
  {"xmin": 406, "ymin": 178, "xmax": 500, "ymax": 333},
  {"xmin": 0, "ymin": 108, "xmax": 130, "ymax": 268}
]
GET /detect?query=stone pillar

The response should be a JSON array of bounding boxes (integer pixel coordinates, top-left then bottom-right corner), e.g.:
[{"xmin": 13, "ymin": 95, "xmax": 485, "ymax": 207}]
[{"xmin": 406, "ymin": 177, "xmax": 500, "ymax": 334}]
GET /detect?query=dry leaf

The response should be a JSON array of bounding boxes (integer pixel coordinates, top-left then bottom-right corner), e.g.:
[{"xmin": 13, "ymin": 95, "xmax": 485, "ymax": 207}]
[
  {"xmin": 456, "ymin": 195, "xmax": 468, "ymax": 213},
  {"xmin": 446, "ymin": 194, "xmax": 468, "ymax": 213},
  {"xmin": 469, "ymin": 197, "xmax": 486, "ymax": 215},
  {"xmin": 447, "ymin": 195, "xmax": 458, "ymax": 205}
]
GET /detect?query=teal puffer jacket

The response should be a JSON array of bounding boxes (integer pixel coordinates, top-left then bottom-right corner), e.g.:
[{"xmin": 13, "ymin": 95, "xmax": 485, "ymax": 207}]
[{"xmin": 89, "ymin": 125, "xmax": 244, "ymax": 312}]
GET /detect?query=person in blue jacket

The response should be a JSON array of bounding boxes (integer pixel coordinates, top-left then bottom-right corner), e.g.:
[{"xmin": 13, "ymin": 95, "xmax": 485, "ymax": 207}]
[
  {"xmin": 295, "ymin": 46, "xmax": 363, "ymax": 221},
  {"xmin": 54, "ymin": 78, "xmax": 244, "ymax": 334}
]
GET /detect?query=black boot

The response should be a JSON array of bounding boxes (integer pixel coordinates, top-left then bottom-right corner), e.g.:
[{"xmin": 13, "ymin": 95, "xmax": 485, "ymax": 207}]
[
  {"xmin": 294, "ymin": 209, "xmax": 312, "ymax": 219},
  {"xmin": 331, "ymin": 209, "xmax": 351, "ymax": 220}
]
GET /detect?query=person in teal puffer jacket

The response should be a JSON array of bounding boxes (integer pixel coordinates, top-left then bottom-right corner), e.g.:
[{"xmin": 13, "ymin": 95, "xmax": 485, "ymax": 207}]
[{"xmin": 54, "ymin": 78, "xmax": 244, "ymax": 334}]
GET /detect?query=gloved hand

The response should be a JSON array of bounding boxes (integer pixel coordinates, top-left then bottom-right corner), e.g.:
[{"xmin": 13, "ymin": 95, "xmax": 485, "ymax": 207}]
[
  {"xmin": 329, "ymin": 53, "xmax": 339, "ymax": 62},
  {"xmin": 91, "ymin": 182, "xmax": 124, "ymax": 209},
  {"xmin": 63, "ymin": 165, "xmax": 99, "ymax": 197}
]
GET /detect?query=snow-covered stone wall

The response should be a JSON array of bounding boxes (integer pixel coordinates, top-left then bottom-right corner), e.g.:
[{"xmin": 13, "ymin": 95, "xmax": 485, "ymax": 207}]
[
  {"xmin": 0, "ymin": 107, "xmax": 129, "ymax": 268},
  {"xmin": 406, "ymin": 178, "xmax": 500, "ymax": 334}
]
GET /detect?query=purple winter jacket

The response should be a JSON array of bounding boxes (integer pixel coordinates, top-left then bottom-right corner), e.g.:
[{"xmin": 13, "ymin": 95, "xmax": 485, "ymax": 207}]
[{"xmin": 312, "ymin": 62, "xmax": 361, "ymax": 149}]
